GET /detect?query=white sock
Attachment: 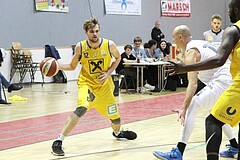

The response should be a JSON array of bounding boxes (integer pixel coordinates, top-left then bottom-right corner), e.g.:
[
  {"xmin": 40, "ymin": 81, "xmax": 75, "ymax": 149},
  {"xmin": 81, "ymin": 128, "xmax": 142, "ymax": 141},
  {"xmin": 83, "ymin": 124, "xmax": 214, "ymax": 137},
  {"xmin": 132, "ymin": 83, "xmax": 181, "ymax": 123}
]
[
  {"xmin": 56, "ymin": 134, "xmax": 65, "ymax": 141},
  {"xmin": 114, "ymin": 131, "xmax": 120, "ymax": 136}
]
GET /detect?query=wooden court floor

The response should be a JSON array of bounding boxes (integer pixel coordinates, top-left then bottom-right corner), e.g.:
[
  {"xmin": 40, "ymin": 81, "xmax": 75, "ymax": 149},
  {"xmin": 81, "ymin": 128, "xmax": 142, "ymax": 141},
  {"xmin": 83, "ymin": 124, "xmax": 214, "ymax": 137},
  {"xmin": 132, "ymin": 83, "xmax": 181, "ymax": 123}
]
[{"xmin": 0, "ymin": 81, "xmax": 238, "ymax": 160}]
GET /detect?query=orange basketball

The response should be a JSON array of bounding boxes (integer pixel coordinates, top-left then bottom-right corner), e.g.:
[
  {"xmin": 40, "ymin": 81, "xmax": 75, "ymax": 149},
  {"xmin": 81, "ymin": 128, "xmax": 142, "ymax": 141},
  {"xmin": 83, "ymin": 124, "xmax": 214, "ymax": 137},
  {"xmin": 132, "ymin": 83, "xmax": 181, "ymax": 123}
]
[{"xmin": 40, "ymin": 57, "xmax": 59, "ymax": 77}]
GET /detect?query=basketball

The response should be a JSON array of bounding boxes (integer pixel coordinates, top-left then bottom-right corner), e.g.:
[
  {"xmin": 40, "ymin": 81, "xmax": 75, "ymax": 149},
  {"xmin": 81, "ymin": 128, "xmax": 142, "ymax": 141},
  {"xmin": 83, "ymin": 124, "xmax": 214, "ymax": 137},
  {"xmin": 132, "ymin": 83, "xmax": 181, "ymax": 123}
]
[{"xmin": 40, "ymin": 57, "xmax": 59, "ymax": 77}]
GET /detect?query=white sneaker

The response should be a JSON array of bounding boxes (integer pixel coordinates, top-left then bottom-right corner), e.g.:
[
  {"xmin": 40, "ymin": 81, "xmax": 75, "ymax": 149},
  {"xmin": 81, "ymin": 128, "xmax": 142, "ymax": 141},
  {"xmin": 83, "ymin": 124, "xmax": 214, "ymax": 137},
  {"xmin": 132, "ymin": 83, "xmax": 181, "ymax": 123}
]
[{"xmin": 144, "ymin": 83, "xmax": 155, "ymax": 90}]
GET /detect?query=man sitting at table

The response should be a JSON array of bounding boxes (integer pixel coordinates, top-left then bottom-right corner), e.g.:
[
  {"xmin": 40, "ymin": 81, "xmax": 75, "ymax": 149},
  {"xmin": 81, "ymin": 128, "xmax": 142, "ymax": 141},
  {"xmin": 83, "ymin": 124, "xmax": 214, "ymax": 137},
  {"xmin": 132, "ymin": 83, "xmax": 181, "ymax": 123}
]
[{"xmin": 116, "ymin": 44, "xmax": 137, "ymax": 89}]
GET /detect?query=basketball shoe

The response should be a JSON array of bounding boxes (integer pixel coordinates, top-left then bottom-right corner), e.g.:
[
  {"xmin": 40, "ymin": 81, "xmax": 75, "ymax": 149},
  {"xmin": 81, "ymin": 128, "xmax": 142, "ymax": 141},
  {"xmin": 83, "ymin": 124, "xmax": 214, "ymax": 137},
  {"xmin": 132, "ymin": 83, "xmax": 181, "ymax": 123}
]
[
  {"xmin": 153, "ymin": 147, "xmax": 182, "ymax": 160},
  {"xmin": 51, "ymin": 140, "xmax": 65, "ymax": 156},
  {"xmin": 220, "ymin": 144, "xmax": 238, "ymax": 158},
  {"xmin": 112, "ymin": 130, "xmax": 137, "ymax": 140}
]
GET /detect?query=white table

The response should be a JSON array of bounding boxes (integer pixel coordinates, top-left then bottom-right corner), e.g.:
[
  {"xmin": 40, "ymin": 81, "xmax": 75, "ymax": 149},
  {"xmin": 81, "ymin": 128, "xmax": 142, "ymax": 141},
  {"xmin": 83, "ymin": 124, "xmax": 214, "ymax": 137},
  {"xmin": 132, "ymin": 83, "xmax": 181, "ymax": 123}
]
[{"xmin": 124, "ymin": 61, "xmax": 170, "ymax": 93}]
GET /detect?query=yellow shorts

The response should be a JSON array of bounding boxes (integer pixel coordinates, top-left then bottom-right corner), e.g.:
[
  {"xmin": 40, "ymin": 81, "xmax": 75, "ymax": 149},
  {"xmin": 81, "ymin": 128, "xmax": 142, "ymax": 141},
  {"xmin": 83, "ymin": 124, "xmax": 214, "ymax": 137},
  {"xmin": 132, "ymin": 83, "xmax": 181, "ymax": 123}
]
[
  {"xmin": 77, "ymin": 78, "xmax": 120, "ymax": 120},
  {"xmin": 211, "ymin": 84, "xmax": 240, "ymax": 127}
]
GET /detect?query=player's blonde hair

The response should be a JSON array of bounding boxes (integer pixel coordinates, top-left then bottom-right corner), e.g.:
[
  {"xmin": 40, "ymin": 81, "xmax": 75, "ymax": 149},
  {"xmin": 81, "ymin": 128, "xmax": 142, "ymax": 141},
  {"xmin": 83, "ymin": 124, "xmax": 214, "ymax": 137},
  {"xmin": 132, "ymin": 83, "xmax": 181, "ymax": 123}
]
[{"xmin": 83, "ymin": 17, "xmax": 100, "ymax": 32}]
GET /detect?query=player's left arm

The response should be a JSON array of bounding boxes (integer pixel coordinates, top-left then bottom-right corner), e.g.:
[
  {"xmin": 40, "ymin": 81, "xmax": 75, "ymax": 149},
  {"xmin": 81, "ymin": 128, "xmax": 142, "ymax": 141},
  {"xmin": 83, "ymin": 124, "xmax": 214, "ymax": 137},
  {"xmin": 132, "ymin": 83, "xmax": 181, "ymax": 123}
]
[{"xmin": 98, "ymin": 40, "xmax": 121, "ymax": 84}]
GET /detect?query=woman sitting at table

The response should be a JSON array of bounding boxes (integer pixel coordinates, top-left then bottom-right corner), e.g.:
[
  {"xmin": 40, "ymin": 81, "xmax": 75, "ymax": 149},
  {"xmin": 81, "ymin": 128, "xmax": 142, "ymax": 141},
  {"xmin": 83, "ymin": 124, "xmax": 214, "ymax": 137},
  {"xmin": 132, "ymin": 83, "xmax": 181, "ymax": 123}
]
[
  {"xmin": 144, "ymin": 39, "xmax": 160, "ymax": 61},
  {"xmin": 143, "ymin": 40, "xmax": 160, "ymax": 91}
]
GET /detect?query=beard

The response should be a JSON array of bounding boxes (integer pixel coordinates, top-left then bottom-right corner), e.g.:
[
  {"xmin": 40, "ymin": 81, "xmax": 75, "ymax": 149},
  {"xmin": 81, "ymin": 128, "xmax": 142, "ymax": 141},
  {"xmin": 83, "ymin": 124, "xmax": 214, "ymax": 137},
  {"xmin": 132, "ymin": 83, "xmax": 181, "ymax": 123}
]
[{"xmin": 89, "ymin": 37, "xmax": 99, "ymax": 43}]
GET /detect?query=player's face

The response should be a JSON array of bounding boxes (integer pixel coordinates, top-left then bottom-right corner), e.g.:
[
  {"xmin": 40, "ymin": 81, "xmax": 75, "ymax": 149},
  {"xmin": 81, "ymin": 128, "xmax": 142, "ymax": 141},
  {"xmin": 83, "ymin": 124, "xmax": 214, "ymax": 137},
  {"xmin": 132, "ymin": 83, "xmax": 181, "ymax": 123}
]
[
  {"xmin": 211, "ymin": 19, "xmax": 222, "ymax": 31},
  {"xmin": 228, "ymin": 0, "xmax": 237, "ymax": 23},
  {"xmin": 86, "ymin": 24, "xmax": 100, "ymax": 43},
  {"xmin": 172, "ymin": 31, "xmax": 181, "ymax": 49}
]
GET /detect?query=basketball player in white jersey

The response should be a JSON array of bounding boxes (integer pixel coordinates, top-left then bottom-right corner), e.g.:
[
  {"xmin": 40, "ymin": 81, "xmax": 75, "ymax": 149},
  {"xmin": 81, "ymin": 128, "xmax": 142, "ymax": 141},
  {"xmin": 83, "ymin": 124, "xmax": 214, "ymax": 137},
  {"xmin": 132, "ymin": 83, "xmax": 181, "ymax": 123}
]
[
  {"xmin": 153, "ymin": 25, "xmax": 238, "ymax": 160},
  {"xmin": 203, "ymin": 14, "xmax": 224, "ymax": 47}
]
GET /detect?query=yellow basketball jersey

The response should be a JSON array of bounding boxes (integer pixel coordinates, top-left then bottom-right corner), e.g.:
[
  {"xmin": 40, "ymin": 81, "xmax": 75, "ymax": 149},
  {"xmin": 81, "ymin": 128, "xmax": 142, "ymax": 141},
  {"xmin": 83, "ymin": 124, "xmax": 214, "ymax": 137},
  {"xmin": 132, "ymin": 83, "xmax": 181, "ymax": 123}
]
[
  {"xmin": 78, "ymin": 38, "xmax": 112, "ymax": 86},
  {"xmin": 230, "ymin": 20, "xmax": 240, "ymax": 83}
]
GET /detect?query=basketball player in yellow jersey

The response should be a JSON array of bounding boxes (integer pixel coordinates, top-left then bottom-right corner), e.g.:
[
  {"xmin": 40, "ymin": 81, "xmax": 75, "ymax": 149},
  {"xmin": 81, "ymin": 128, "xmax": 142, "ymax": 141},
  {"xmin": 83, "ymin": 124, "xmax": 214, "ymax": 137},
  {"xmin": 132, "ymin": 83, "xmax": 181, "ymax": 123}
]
[
  {"xmin": 51, "ymin": 17, "xmax": 137, "ymax": 156},
  {"xmin": 167, "ymin": 0, "xmax": 240, "ymax": 159}
]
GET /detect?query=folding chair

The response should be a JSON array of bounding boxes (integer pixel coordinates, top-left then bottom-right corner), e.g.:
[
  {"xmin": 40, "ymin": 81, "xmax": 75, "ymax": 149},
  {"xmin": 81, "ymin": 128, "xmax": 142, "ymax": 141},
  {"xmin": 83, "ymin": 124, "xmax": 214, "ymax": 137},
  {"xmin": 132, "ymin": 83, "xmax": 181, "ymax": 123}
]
[
  {"xmin": 10, "ymin": 42, "xmax": 44, "ymax": 84},
  {"xmin": 119, "ymin": 68, "xmax": 136, "ymax": 94}
]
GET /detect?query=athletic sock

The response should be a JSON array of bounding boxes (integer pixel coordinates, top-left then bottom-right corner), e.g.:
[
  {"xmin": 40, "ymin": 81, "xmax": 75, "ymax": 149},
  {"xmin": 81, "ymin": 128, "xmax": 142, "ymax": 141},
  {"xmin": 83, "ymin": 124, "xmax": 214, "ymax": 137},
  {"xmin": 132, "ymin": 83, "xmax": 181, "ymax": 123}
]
[
  {"xmin": 177, "ymin": 142, "xmax": 186, "ymax": 155},
  {"xmin": 56, "ymin": 134, "xmax": 65, "ymax": 141},
  {"xmin": 229, "ymin": 138, "xmax": 238, "ymax": 148},
  {"xmin": 114, "ymin": 131, "xmax": 120, "ymax": 136}
]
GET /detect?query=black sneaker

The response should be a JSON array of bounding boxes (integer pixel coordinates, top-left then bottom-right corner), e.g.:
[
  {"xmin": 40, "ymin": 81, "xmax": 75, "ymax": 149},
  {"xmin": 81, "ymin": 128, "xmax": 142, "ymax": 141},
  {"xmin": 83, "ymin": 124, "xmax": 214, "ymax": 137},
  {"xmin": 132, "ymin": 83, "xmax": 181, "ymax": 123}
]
[
  {"xmin": 151, "ymin": 87, "xmax": 161, "ymax": 92},
  {"xmin": 0, "ymin": 99, "xmax": 11, "ymax": 104},
  {"xmin": 8, "ymin": 84, "xmax": 23, "ymax": 93},
  {"xmin": 51, "ymin": 140, "xmax": 65, "ymax": 156},
  {"xmin": 113, "ymin": 130, "xmax": 137, "ymax": 140}
]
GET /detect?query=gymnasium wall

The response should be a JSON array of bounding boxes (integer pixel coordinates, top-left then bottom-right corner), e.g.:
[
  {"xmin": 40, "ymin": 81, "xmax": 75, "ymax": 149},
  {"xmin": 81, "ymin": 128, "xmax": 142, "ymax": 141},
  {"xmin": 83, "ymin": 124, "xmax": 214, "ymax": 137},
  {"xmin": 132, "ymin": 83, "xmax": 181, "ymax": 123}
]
[{"xmin": 0, "ymin": 0, "xmax": 230, "ymax": 49}]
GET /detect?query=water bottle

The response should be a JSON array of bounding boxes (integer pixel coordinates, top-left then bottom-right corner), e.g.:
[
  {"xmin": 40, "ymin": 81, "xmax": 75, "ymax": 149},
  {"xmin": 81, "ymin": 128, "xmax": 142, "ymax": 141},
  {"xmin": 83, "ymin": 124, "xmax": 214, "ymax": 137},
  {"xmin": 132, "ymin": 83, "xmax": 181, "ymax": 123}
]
[{"xmin": 137, "ymin": 52, "xmax": 140, "ymax": 63}]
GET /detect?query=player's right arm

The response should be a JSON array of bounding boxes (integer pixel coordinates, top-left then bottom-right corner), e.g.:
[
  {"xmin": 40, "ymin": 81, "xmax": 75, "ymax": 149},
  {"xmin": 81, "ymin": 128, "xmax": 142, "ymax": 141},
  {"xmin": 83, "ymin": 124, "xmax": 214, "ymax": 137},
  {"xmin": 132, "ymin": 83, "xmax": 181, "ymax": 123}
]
[{"xmin": 58, "ymin": 42, "xmax": 81, "ymax": 71}]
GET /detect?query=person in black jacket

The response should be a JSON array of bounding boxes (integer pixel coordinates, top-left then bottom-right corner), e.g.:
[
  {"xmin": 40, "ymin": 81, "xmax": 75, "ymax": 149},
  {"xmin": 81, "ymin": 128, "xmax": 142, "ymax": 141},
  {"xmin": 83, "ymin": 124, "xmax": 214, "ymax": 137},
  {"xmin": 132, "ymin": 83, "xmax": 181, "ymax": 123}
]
[{"xmin": 151, "ymin": 21, "xmax": 165, "ymax": 48}]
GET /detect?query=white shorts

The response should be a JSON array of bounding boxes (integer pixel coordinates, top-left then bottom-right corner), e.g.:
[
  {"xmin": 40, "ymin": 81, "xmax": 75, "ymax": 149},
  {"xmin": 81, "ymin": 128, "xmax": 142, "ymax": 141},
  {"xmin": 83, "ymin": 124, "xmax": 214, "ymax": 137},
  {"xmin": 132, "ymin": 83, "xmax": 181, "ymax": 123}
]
[{"xmin": 193, "ymin": 80, "xmax": 231, "ymax": 111}]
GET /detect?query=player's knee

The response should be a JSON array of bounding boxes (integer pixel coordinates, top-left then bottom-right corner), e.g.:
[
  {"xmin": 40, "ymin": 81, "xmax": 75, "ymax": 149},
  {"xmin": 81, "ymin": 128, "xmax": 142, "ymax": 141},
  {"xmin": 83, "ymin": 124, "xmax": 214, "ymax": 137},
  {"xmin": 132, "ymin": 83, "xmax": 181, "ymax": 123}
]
[
  {"xmin": 74, "ymin": 107, "xmax": 87, "ymax": 117},
  {"xmin": 111, "ymin": 118, "xmax": 121, "ymax": 124}
]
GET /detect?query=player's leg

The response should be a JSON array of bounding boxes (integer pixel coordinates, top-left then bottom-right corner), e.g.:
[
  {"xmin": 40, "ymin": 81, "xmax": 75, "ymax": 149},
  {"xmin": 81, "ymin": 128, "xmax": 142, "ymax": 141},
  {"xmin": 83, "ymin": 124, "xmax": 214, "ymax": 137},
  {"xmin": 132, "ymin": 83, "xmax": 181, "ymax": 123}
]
[
  {"xmin": 153, "ymin": 85, "xmax": 215, "ymax": 160},
  {"xmin": 206, "ymin": 114, "xmax": 224, "ymax": 160},
  {"xmin": 238, "ymin": 123, "xmax": 240, "ymax": 160},
  {"xmin": 220, "ymin": 124, "xmax": 238, "ymax": 158},
  {"xmin": 51, "ymin": 85, "xmax": 89, "ymax": 156},
  {"xmin": 94, "ymin": 79, "xmax": 137, "ymax": 140}
]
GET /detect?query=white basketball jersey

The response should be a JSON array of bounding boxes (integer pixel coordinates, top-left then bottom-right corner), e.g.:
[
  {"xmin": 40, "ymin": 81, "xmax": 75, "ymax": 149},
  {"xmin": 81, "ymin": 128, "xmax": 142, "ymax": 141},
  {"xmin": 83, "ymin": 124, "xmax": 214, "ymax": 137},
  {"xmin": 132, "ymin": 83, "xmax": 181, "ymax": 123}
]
[{"xmin": 186, "ymin": 40, "xmax": 231, "ymax": 85}]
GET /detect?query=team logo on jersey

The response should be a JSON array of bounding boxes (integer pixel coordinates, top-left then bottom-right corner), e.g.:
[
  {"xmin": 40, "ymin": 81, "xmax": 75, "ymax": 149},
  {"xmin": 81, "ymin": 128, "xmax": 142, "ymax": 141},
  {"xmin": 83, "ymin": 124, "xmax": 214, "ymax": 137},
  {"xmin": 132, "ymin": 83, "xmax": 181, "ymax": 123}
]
[
  {"xmin": 84, "ymin": 52, "xmax": 89, "ymax": 58},
  {"xmin": 89, "ymin": 59, "xmax": 104, "ymax": 74},
  {"xmin": 93, "ymin": 52, "xmax": 98, "ymax": 58},
  {"xmin": 226, "ymin": 107, "xmax": 236, "ymax": 115},
  {"xmin": 108, "ymin": 104, "xmax": 117, "ymax": 115},
  {"xmin": 101, "ymin": 50, "xmax": 107, "ymax": 56}
]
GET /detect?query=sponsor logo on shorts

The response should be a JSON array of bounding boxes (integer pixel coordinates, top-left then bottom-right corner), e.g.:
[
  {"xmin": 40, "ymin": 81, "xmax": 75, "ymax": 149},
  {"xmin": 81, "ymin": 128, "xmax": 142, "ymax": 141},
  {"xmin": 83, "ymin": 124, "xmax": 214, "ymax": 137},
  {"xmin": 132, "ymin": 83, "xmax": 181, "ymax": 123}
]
[
  {"xmin": 108, "ymin": 104, "xmax": 117, "ymax": 115},
  {"xmin": 226, "ymin": 107, "xmax": 236, "ymax": 115},
  {"xmin": 218, "ymin": 106, "xmax": 236, "ymax": 122}
]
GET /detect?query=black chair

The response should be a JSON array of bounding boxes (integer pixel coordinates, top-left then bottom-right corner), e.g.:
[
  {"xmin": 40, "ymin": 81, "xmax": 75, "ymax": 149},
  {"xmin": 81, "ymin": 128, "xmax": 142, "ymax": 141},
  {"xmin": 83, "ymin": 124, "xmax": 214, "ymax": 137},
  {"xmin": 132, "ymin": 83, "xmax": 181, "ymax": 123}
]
[{"xmin": 118, "ymin": 68, "xmax": 136, "ymax": 94}]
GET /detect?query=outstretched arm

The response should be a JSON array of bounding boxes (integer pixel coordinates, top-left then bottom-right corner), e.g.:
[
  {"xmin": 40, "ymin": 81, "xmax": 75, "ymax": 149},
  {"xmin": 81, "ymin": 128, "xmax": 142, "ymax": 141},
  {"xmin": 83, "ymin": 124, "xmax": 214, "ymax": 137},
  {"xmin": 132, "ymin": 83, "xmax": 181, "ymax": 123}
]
[{"xmin": 169, "ymin": 26, "xmax": 239, "ymax": 73}]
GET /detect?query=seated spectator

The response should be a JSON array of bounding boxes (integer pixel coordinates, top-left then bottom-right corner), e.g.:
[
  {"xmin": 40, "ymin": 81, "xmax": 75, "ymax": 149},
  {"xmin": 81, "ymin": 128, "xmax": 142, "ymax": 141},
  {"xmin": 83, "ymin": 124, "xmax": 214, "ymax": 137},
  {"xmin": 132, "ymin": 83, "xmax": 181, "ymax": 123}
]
[
  {"xmin": 0, "ymin": 72, "xmax": 23, "ymax": 104},
  {"xmin": 116, "ymin": 45, "xmax": 137, "ymax": 78},
  {"xmin": 132, "ymin": 36, "xmax": 147, "ymax": 61},
  {"xmin": 144, "ymin": 39, "xmax": 159, "ymax": 61},
  {"xmin": 159, "ymin": 40, "xmax": 171, "ymax": 58},
  {"xmin": 143, "ymin": 40, "xmax": 160, "ymax": 92}
]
